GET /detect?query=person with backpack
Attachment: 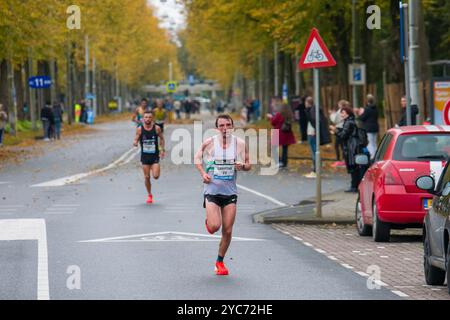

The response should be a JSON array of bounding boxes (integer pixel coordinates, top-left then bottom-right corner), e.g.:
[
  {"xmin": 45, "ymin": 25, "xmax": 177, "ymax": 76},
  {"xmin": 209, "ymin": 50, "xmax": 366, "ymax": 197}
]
[{"xmin": 330, "ymin": 105, "xmax": 364, "ymax": 193}]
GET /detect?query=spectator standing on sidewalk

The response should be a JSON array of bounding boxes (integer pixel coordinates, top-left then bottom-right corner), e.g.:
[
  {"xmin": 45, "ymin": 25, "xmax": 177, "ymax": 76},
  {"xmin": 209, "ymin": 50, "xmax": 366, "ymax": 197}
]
[
  {"xmin": 396, "ymin": 95, "xmax": 419, "ymax": 127},
  {"xmin": 296, "ymin": 95, "xmax": 308, "ymax": 144},
  {"xmin": 330, "ymin": 106, "xmax": 363, "ymax": 193},
  {"xmin": 52, "ymin": 102, "xmax": 64, "ymax": 140},
  {"xmin": 267, "ymin": 99, "xmax": 296, "ymax": 168},
  {"xmin": 304, "ymin": 96, "xmax": 331, "ymax": 178},
  {"xmin": 357, "ymin": 94, "xmax": 379, "ymax": 160},
  {"xmin": 0, "ymin": 104, "xmax": 7, "ymax": 147},
  {"xmin": 41, "ymin": 102, "xmax": 54, "ymax": 141},
  {"xmin": 174, "ymin": 99, "xmax": 182, "ymax": 119},
  {"xmin": 329, "ymin": 100, "xmax": 348, "ymax": 167}
]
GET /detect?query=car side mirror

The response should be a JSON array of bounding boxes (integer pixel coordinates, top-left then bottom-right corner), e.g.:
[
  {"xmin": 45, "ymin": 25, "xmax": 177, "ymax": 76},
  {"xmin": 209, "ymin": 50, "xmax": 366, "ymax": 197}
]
[
  {"xmin": 355, "ymin": 154, "xmax": 369, "ymax": 166},
  {"xmin": 415, "ymin": 176, "xmax": 436, "ymax": 194}
]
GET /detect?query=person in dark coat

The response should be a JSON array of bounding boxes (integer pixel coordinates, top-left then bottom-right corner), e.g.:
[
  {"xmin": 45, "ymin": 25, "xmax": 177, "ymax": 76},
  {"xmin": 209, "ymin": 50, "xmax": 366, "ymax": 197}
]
[
  {"xmin": 357, "ymin": 94, "xmax": 379, "ymax": 160},
  {"xmin": 330, "ymin": 105, "xmax": 363, "ymax": 193},
  {"xmin": 267, "ymin": 101, "xmax": 296, "ymax": 168},
  {"xmin": 294, "ymin": 95, "xmax": 308, "ymax": 143},
  {"xmin": 397, "ymin": 96, "xmax": 419, "ymax": 126},
  {"xmin": 40, "ymin": 102, "xmax": 54, "ymax": 141}
]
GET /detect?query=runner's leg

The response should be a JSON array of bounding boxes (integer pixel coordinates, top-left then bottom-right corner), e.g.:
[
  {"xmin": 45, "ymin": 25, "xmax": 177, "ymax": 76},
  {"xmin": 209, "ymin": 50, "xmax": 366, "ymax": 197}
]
[
  {"xmin": 150, "ymin": 163, "xmax": 160, "ymax": 180},
  {"xmin": 218, "ymin": 203, "xmax": 237, "ymax": 258},
  {"xmin": 143, "ymin": 165, "xmax": 151, "ymax": 194},
  {"xmin": 205, "ymin": 199, "xmax": 222, "ymax": 234}
]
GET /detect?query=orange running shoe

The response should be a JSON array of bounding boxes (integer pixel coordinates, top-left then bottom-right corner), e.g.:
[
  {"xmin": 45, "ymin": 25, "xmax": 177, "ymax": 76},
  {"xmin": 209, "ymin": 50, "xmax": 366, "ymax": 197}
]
[
  {"xmin": 146, "ymin": 194, "xmax": 153, "ymax": 204},
  {"xmin": 215, "ymin": 261, "xmax": 229, "ymax": 276}
]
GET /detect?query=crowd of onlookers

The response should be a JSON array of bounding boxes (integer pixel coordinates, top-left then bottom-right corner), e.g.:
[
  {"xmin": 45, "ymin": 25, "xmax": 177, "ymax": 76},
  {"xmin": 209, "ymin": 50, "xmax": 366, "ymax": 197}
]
[{"xmin": 266, "ymin": 94, "xmax": 420, "ymax": 192}]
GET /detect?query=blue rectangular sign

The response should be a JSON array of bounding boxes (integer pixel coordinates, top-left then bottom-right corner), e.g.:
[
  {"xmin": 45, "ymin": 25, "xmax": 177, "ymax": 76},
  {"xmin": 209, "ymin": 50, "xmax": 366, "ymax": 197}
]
[{"xmin": 29, "ymin": 76, "xmax": 52, "ymax": 89}]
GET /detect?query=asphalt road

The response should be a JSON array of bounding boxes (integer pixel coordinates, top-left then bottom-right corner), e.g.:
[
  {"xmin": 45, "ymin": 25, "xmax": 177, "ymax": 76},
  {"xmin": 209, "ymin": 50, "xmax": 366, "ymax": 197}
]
[{"xmin": 0, "ymin": 116, "xmax": 400, "ymax": 300}]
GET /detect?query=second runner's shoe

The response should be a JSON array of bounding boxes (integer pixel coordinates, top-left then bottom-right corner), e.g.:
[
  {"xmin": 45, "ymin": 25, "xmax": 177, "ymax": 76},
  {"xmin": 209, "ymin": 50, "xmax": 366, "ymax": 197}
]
[
  {"xmin": 215, "ymin": 261, "xmax": 229, "ymax": 276},
  {"xmin": 146, "ymin": 194, "xmax": 153, "ymax": 204}
]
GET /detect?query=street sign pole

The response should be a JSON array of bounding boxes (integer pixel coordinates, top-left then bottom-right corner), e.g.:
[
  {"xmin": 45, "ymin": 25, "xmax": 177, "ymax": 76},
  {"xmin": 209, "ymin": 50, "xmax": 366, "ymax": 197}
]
[
  {"xmin": 314, "ymin": 68, "xmax": 322, "ymax": 218},
  {"xmin": 298, "ymin": 28, "xmax": 336, "ymax": 219}
]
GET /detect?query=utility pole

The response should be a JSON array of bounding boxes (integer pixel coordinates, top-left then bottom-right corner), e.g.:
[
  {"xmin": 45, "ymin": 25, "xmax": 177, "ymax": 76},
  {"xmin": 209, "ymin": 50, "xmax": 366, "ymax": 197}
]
[
  {"xmin": 401, "ymin": 2, "xmax": 412, "ymax": 125},
  {"xmin": 274, "ymin": 41, "xmax": 279, "ymax": 97},
  {"xmin": 169, "ymin": 62, "xmax": 173, "ymax": 82},
  {"xmin": 408, "ymin": 0, "xmax": 420, "ymax": 123},
  {"xmin": 352, "ymin": 0, "xmax": 360, "ymax": 108},
  {"xmin": 84, "ymin": 35, "xmax": 89, "ymax": 101},
  {"xmin": 66, "ymin": 42, "xmax": 73, "ymax": 125},
  {"xmin": 50, "ymin": 58, "xmax": 56, "ymax": 104},
  {"xmin": 92, "ymin": 54, "xmax": 97, "ymax": 117},
  {"xmin": 28, "ymin": 48, "xmax": 36, "ymax": 130},
  {"xmin": 295, "ymin": 51, "xmax": 301, "ymax": 96}
]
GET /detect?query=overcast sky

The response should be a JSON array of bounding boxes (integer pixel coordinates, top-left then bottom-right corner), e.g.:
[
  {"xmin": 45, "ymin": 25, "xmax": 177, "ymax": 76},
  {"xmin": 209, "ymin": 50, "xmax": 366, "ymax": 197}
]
[{"xmin": 147, "ymin": 0, "xmax": 186, "ymax": 45}]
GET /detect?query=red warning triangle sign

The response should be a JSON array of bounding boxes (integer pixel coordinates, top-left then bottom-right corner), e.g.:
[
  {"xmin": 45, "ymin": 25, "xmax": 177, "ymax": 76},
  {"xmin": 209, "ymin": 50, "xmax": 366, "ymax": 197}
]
[{"xmin": 298, "ymin": 28, "xmax": 336, "ymax": 70}]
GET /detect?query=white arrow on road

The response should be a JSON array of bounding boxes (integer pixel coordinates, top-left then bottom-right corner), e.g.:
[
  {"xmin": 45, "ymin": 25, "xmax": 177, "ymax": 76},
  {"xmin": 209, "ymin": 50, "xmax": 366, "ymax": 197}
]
[{"xmin": 0, "ymin": 219, "xmax": 49, "ymax": 300}]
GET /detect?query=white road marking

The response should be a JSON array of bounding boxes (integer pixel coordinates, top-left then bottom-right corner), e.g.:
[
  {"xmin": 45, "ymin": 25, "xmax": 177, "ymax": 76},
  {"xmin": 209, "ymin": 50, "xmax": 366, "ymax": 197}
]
[
  {"xmin": 327, "ymin": 256, "xmax": 338, "ymax": 261},
  {"xmin": 303, "ymin": 242, "xmax": 313, "ymax": 247},
  {"xmin": 314, "ymin": 248, "xmax": 326, "ymax": 254},
  {"xmin": 293, "ymin": 236, "xmax": 303, "ymax": 241},
  {"xmin": 236, "ymin": 184, "xmax": 287, "ymax": 207},
  {"xmin": 356, "ymin": 271, "xmax": 369, "ymax": 277},
  {"xmin": 0, "ymin": 219, "xmax": 49, "ymax": 300},
  {"xmin": 391, "ymin": 290, "xmax": 409, "ymax": 297},
  {"xmin": 30, "ymin": 148, "xmax": 137, "ymax": 187},
  {"xmin": 79, "ymin": 231, "xmax": 266, "ymax": 243},
  {"xmin": 341, "ymin": 264, "xmax": 354, "ymax": 269}
]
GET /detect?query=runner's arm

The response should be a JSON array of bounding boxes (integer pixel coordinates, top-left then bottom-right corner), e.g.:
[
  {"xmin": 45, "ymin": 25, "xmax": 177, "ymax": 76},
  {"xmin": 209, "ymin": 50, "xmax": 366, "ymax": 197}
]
[
  {"xmin": 131, "ymin": 108, "xmax": 138, "ymax": 123},
  {"xmin": 195, "ymin": 139, "xmax": 213, "ymax": 182},
  {"xmin": 133, "ymin": 127, "xmax": 141, "ymax": 147},
  {"xmin": 236, "ymin": 140, "xmax": 251, "ymax": 171},
  {"xmin": 156, "ymin": 126, "xmax": 165, "ymax": 155}
]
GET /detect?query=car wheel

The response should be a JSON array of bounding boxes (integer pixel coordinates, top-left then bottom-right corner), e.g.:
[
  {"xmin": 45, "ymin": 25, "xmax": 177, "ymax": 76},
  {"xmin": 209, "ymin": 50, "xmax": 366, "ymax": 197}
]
[
  {"xmin": 356, "ymin": 194, "xmax": 372, "ymax": 236},
  {"xmin": 372, "ymin": 203, "xmax": 390, "ymax": 242},
  {"xmin": 423, "ymin": 232, "xmax": 445, "ymax": 285}
]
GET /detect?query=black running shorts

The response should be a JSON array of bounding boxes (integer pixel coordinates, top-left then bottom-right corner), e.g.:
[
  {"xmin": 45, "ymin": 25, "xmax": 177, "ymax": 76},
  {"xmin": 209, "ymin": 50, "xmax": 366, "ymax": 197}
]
[{"xmin": 203, "ymin": 194, "xmax": 238, "ymax": 209}]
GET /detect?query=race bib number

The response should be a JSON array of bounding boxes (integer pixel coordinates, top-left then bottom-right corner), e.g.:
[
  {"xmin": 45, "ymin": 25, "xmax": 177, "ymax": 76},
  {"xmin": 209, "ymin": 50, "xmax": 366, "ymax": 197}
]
[
  {"xmin": 143, "ymin": 139, "xmax": 156, "ymax": 154},
  {"xmin": 213, "ymin": 160, "xmax": 235, "ymax": 180}
]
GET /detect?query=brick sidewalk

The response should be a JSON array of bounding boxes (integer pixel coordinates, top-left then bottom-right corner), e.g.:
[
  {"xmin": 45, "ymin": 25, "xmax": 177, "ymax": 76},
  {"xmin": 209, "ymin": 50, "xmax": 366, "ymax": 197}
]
[{"xmin": 273, "ymin": 224, "xmax": 450, "ymax": 300}]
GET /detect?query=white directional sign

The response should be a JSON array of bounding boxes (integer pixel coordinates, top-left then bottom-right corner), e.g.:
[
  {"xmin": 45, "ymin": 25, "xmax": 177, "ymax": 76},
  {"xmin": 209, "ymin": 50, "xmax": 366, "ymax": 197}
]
[{"xmin": 79, "ymin": 231, "xmax": 265, "ymax": 243}]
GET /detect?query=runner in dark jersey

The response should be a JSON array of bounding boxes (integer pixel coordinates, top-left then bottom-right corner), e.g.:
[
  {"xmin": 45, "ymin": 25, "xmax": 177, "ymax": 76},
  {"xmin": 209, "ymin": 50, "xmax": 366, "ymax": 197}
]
[{"xmin": 133, "ymin": 110, "xmax": 165, "ymax": 204}]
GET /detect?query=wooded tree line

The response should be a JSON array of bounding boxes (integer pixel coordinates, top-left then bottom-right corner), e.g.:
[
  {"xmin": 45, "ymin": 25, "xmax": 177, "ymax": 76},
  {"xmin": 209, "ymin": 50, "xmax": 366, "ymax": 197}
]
[
  {"xmin": 0, "ymin": 0, "xmax": 179, "ymax": 134},
  {"xmin": 182, "ymin": 0, "xmax": 450, "ymax": 116}
]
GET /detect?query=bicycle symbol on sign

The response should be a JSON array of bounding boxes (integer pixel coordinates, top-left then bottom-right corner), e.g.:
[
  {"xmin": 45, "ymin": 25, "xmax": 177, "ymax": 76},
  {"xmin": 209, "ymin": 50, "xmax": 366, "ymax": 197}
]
[{"xmin": 307, "ymin": 50, "xmax": 324, "ymax": 62}]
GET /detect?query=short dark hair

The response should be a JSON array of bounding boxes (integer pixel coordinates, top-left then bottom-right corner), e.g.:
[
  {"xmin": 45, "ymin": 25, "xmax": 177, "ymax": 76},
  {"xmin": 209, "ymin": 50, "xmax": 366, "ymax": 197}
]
[
  {"xmin": 144, "ymin": 110, "xmax": 153, "ymax": 115},
  {"xmin": 215, "ymin": 114, "xmax": 234, "ymax": 128},
  {"xmin": 141, "ymin": 98, "xmax": 148, "ymax": 103}
]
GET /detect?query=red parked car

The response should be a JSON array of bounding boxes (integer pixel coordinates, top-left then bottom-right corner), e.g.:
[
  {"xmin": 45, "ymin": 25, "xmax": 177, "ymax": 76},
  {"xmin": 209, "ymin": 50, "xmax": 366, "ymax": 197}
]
[{"xmin": 356, "ymin": 125, "xmax": 450, "ymax": 242}]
